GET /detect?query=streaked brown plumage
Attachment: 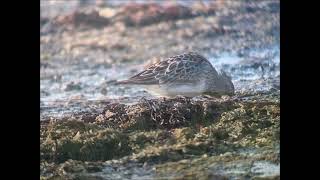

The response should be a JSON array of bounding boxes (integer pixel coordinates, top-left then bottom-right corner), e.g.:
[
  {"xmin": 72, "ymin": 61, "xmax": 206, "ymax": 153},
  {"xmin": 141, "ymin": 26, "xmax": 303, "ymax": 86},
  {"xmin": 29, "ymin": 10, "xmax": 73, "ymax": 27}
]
[{"xmin": 117, "ymin": 52, "xmax": 234, "ymax": 97}]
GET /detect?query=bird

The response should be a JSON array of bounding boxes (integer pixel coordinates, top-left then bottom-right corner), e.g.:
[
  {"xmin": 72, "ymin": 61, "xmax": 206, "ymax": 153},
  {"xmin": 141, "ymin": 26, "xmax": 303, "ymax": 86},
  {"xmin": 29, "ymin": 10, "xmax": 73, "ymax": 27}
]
[{"xmin": 116, "ymin": 52, "xmax": 235, "ymax": 97}]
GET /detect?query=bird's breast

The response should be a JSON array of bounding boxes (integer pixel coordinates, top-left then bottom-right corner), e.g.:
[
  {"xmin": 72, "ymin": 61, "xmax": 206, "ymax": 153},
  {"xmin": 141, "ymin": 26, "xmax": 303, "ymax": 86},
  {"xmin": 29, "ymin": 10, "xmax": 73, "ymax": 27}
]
[{"xmin": 143, "ymin": 81, "xmax": 206, "ymax": 97}]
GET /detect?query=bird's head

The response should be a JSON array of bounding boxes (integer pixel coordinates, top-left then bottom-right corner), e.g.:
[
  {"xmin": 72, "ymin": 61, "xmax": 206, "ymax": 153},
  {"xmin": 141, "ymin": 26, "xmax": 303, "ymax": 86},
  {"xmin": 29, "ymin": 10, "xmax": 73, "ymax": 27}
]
[{"xmin": 204, "ymin": 70, "xmax": 235, "ymax": 96}]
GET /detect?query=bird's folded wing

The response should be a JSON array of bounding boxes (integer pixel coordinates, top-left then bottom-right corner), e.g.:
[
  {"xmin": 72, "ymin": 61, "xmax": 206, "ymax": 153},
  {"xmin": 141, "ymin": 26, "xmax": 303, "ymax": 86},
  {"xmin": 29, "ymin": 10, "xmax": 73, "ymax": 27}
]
[{"xmin": 124, "ymin": 60, "xmax": 201, "ymax": 86}]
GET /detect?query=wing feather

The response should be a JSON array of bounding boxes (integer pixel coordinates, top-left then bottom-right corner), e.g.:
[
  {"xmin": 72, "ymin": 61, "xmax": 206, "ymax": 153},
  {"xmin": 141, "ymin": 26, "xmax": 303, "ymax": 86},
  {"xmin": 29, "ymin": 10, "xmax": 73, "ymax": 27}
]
[{"xmin": 118, "ymin": 52, "xmax": 215, "ymax": 86}]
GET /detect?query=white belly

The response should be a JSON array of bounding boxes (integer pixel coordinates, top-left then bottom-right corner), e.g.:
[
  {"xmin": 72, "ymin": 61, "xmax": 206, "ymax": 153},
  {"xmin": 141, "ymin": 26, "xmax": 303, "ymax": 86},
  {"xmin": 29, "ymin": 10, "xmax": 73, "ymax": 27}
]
[{"xmin": 143, "ymin": 82, "xmax": 206, "ymax": 97}]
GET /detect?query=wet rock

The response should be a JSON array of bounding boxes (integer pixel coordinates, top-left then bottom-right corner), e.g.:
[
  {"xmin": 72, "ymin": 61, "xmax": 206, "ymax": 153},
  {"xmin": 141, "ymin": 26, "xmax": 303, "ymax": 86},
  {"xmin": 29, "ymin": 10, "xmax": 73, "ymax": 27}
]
[
  {"xmin": 41, "ymin": 18, "xmax": 67, "ymax": 35},
  {"xmin": 155, "ymin": 150, "xmax": 279, "ymax": 180},
  {"xmin": 41, "ymin": 90, "xmax": 50, "ymax": 96},
  {"xmin": 63, "ymin": 81, "xmax": 82, "ymax": 91},
  {"xmin": 114, "ymin": 3, "xmax": 194, "ymax": 26},
  {"xmin": 59, "ymin": 160, "xmax": 86, "ymax": 173},
  {"xmin": 54, "ymin": 10, "xmax": 109, "ymax": 28},
  {"xmin": 162, "ymin": 4, "xmax": 193, "ymax": 19},
  {"xmin": 59, "ymin": 160, "xmax": 104, "ymax": 174},
  {"xmin": 41, "ymin": 159, "xmax": 105, "ymax": 180}
]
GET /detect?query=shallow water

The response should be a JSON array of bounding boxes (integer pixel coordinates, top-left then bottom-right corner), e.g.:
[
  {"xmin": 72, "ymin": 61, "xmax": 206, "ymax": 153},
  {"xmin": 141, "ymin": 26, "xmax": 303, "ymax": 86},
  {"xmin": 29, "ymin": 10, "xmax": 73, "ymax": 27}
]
[
  {"xmin": 86, "ymin": 146, "xmax": 280, "ymax": 180},
  {"xmin": 210, "ymin": 45, "xmax": 280, "ymax": 93},
  {"xmin": 40, "ymin": 45, "xmax": 279, "ymax": 120},
  {"xmin": 92, "ymin": 162, "xmax": 155, "ymax": 180}
]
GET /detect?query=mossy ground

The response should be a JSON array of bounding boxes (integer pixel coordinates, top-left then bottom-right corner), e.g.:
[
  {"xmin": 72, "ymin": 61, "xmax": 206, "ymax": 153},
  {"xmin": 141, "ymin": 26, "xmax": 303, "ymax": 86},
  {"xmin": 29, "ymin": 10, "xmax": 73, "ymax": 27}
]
[{"xmin": 41, "ymin": 92, "xmax": 279, "ymax": 179}]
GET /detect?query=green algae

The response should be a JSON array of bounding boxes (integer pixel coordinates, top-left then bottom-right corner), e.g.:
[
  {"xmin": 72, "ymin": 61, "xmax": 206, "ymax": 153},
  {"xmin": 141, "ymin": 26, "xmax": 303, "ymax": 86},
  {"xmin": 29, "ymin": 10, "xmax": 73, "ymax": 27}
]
[
  {"xmin": 40, "ymin": 93, "xmax": 280, "ymax": 179},
  {"xmin": 155, "ymin": 147, "xmax": 280, "ymax": 180},
  {"xmin": 198, "ymin": 101, "xmax": 280, "ymax": 148},
  {"xmin": 95, "ymin": 97, "xmax": 236, "ymax": 131},
  {"xmin": 41, "ymin": 120, "xmax": 132, "ymax": 163},
  {"xmin": 41, "ymin": 160, "xmax": 105, "ymax": 180},
  {"xmin": 128, "ymin": 130, "xmax": 172, "ymax": 152}
]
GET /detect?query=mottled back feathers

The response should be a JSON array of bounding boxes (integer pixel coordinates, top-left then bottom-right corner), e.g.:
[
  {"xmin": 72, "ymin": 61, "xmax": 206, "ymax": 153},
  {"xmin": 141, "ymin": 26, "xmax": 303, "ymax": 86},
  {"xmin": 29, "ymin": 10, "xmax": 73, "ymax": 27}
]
[{"xmin": 119, "ymin": 52, "xmax": 216, "ymax": 86}]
